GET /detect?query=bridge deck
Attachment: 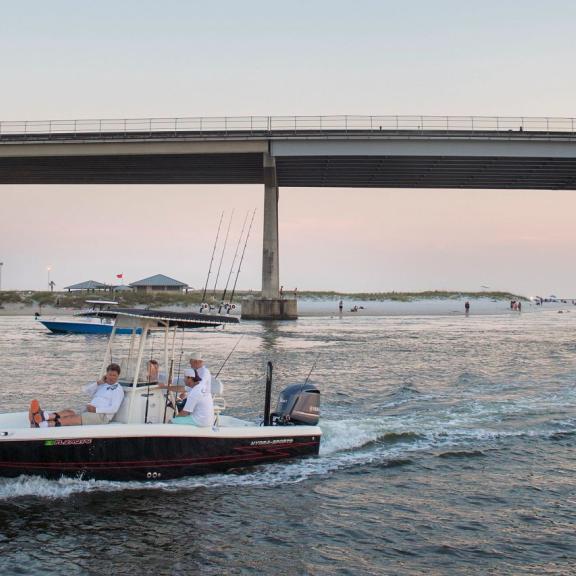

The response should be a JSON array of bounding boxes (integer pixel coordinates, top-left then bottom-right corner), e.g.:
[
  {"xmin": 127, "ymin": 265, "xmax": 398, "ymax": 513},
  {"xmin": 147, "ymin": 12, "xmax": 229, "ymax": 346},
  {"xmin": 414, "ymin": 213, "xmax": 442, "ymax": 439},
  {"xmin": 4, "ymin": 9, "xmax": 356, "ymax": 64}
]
[{"xmin": 1, "ymin": 121, "xmax": 575, "ymax": 189}]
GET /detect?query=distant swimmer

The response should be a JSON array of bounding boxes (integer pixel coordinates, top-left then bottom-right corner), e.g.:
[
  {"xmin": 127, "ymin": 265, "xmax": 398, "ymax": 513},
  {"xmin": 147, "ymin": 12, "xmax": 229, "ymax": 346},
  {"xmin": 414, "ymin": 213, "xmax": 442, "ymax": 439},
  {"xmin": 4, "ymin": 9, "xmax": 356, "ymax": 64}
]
[{"xmin": 464, "ymin": 301, "xmax": 470, "ymax": 314}]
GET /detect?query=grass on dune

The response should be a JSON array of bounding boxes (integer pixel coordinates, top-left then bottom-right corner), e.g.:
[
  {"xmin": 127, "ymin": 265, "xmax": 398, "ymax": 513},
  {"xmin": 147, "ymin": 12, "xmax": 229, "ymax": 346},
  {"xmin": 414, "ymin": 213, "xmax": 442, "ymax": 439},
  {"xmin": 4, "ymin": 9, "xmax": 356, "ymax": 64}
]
[{"xmin": 0, "ymin": 289, "xmax": 527, "ymax": 309}]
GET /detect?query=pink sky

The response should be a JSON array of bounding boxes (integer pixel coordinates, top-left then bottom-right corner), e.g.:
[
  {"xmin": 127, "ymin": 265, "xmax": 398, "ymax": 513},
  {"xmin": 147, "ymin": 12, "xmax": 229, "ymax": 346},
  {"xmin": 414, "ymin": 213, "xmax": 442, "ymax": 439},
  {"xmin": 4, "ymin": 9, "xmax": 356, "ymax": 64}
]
[
  {"xmin": 1, "ymin": 3, "xmax": 576, "ymax": 297},
  {"xmin": 1, "ymin": 185, "xmax": 574, "ymax": 296}
]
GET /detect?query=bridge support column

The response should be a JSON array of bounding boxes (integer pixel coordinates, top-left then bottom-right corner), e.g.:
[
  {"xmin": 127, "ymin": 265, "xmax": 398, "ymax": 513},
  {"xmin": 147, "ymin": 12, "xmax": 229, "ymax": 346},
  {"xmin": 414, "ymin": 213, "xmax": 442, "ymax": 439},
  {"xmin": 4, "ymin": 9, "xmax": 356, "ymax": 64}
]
[{"xmin": 241, "ymin": 154, "xmax": 297, "ymax": 320}]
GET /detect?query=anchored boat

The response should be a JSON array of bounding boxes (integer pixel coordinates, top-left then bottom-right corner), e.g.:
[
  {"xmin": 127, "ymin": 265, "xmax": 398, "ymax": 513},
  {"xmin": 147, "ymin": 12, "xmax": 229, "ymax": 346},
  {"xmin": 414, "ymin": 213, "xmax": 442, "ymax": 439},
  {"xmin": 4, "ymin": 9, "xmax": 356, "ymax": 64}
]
[
  {"xmin": 0, "ymin": 310, "xmax": 321, "ymax": 480},
  {"xmin": 38, "ymin": 300, "xmax": 238, "ymax": 335},
  {"xmin": 38, "ymin": 300, "xmax": 134, "ymax": 335}
]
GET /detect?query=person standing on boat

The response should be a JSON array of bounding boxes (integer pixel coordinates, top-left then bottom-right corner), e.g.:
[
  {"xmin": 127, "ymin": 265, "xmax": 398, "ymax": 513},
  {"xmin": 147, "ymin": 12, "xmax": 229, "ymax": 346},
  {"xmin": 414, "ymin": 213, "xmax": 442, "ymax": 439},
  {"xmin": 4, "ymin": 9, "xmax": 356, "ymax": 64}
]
[
  {"xmin": 188, "ymin": 353, "xmax": 211, "ymax": 393},
  {"xmin": 28, "ymin": 363, "xmax": 125, "ymax": 428},
  {"xmin": 172, "ymin": 367, "xmax": 214, "ymax": 427}
]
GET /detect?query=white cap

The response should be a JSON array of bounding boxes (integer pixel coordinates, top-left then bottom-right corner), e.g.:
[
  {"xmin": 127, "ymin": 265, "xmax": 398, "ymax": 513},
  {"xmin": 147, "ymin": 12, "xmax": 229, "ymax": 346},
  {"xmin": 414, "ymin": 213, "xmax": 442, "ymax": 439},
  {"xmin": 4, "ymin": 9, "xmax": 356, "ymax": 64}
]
[
  {"xmin": 184, "ymin": 368, "xmax": 196, "ymax": 378},
  {"xmin": 190, "ymin": 352, "xmax": 203, "ymax": 361}
]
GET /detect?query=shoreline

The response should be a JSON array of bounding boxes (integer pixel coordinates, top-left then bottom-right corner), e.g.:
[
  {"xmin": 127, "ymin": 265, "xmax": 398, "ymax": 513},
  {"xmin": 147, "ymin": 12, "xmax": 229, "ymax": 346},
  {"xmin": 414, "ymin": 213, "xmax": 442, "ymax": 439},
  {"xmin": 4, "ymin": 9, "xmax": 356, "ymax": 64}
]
[{"xmin": 1, "ymin": 297, "xmax": 574, "ymax": 318}]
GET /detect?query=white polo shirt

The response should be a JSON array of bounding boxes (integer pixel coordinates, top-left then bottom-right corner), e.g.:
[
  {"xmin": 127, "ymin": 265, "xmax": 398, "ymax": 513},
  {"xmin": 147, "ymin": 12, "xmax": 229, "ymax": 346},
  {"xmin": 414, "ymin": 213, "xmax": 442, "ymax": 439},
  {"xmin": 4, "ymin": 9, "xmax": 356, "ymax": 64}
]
[
  {"xmin": 184, "ymin": 366, "xmax": 212, "ymax": 395},
  {"xmin": 84, "ymin": 382, "xmax": 125, "ymax": 415},
  {"xmin": 182, "ymin": 382, "xmax": 214, "ymax": 426}
]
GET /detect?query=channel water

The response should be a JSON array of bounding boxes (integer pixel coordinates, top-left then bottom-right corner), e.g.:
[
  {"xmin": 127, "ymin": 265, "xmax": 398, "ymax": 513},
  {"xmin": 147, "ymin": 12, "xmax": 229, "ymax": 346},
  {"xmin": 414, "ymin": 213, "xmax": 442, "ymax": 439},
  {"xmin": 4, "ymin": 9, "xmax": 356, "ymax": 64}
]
[{"xmin": 0, "ymin": 312, "xmax": 574, "ymax": 575}]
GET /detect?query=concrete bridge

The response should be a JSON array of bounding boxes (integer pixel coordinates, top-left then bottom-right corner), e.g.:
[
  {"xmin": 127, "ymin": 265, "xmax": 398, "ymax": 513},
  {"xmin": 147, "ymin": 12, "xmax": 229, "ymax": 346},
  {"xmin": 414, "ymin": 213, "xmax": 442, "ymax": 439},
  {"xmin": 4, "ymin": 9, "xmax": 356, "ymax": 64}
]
[{"xmin": 1, "ymin": 115, "xmax": 576, "ymax": 318}]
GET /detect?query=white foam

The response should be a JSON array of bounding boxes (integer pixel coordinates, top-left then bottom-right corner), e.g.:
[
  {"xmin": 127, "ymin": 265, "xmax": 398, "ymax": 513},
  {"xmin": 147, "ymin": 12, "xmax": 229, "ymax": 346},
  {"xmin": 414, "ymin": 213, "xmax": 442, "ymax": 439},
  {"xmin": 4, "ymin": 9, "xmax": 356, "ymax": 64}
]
[{"xmin": 1, "ymin": 407, "xmax": 574, "ymax": 501}]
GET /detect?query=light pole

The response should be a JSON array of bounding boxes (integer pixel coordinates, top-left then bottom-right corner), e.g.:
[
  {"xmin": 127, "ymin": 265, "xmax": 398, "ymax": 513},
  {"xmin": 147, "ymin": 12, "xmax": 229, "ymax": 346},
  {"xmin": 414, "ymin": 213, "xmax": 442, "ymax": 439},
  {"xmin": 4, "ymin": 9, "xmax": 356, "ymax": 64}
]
[
  {"xmin": 0, "ymin": 262, "xmax": 3, "ymax": 291},
  {"xmin": 47, "ymin": 266, "xmax": 52, "ymax": 291}
]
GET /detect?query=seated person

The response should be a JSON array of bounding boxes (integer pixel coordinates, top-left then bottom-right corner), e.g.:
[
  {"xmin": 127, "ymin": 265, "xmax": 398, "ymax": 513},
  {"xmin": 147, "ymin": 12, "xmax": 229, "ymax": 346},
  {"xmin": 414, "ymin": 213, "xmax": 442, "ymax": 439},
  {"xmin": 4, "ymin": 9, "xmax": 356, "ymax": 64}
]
[
  {"xmin": 172, "ymin": 368, "xmax": 214, "ymax": 427},
  {"xmin": 29, "ymin": 363, "xmax": 125, "ymax": 428},
  {"xmin": 146, "ymin": 359, "xmax": 167, "ymax": 384},
  {"xmin": 158, "ymin": 370, "xmax": 192, "ymax": 412},
  {"xmin": 159, "ymin": 353, "xmax": 209, "ymax": 410}
]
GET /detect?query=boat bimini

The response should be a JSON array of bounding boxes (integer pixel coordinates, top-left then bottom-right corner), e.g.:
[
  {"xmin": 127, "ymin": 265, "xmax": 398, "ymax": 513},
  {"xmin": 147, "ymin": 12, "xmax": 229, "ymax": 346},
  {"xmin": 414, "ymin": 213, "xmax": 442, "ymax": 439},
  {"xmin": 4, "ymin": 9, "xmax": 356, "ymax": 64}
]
[{"xmin": 0, "ymin": 310, "xmax": 321, "ymax": 480}]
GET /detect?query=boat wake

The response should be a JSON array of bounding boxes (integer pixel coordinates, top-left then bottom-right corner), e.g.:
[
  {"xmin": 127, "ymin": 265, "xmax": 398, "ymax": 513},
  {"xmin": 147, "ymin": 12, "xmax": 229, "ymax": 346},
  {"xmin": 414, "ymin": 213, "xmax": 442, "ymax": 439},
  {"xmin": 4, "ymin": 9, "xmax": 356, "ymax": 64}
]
[{"xmin": 1, "ymin": 405, "xmax": 574, "ymax": 500}]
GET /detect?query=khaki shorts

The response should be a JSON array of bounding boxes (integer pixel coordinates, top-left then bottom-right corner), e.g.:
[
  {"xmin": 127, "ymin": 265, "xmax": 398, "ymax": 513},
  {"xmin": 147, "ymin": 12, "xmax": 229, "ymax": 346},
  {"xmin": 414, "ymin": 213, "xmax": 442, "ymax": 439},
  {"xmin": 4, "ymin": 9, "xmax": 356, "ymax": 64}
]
[{"xmin": 81, "ymin": 412, "xmax": 114, "ymax": 425}]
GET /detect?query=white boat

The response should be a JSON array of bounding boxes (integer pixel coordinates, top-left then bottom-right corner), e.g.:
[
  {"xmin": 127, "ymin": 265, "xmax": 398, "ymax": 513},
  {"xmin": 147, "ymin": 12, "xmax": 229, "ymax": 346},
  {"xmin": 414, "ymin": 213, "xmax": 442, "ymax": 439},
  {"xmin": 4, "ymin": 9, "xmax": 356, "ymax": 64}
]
[{"xmin": 0, "ymin": 310, "xmax": 321, "ymax": 480}]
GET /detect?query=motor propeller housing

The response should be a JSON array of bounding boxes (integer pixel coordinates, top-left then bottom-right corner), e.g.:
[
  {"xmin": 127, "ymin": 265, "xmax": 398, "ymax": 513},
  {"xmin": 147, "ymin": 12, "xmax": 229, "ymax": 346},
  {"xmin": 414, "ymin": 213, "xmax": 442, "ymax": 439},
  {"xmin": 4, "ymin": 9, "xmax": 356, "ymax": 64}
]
[{"xmin": 273, "ymin": 383, "xmax": 320, "ymax": 426}]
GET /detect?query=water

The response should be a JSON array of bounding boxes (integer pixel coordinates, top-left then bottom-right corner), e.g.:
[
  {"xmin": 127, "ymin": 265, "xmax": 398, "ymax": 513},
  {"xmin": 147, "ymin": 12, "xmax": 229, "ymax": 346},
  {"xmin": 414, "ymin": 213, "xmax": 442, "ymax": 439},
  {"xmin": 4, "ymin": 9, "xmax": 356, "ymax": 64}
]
[{"xmin": 0, "ymin": 312, "xmax": 575, "ymax": 575}]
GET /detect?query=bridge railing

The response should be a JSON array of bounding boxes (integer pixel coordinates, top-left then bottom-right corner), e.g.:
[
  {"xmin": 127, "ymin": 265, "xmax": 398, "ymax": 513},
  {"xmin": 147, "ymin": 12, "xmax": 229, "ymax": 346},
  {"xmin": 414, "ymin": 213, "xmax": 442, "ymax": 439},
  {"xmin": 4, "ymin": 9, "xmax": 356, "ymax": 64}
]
[{"xmin": 0, "ymin": 115, "xmax": 575, "ymax": 136}]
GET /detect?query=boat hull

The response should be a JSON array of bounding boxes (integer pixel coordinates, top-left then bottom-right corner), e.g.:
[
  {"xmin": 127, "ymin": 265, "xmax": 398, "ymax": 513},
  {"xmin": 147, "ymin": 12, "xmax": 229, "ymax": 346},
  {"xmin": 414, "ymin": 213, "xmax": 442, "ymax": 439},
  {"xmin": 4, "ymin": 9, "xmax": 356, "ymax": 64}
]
[
  {"xmin": 0, "ymin": 426, "xmax": 321, "ymax": 481},
  {"xmin": 40, "ymin": 321, "xmax": 139, "ymax": 335}
]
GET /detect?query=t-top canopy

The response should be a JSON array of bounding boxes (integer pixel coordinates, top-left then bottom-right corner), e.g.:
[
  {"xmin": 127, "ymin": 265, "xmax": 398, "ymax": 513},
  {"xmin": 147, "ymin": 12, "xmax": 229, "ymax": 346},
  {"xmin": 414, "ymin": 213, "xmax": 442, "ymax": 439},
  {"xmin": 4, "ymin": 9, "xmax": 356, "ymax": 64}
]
[{"xmin": 88, "ymin": 307, "xmax": 240, "ymax": 329}]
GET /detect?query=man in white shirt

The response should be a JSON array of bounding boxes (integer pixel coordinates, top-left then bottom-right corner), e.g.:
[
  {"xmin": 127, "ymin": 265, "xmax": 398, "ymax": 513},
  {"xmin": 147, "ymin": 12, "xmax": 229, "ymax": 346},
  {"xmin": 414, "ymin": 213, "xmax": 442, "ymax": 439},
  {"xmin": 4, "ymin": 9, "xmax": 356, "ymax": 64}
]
[
  {"xmin": 29, "ymin": 363, "xmax": 125, "ymax": 428},
  {"xmin": 188, "ymin": 352, "xmax": 211, "ymax": 393},
  {"xmin": 161, "ymin": 352, "xmax": 212, "ymax": 413},
  {"xmin": 172, "ymin": 366, "xmax": 214, "ymax": 427}
]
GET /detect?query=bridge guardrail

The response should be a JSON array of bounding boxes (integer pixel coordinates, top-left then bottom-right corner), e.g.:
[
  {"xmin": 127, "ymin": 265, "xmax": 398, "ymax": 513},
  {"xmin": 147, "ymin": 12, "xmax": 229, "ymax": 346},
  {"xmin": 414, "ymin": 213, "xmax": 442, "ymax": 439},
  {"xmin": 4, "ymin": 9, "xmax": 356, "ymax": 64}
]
[{"xmin": 0, "ymin": 115, "xmax": 575, "ymax": 137}]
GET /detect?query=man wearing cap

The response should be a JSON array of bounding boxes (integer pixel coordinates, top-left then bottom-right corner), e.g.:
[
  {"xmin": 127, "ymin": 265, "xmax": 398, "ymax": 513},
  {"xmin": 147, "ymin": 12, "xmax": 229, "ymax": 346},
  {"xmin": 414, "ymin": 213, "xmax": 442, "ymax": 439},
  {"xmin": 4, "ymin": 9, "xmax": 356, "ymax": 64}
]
[
  {"xmin": 188, "ymin": 353, "xmax": 212, "ymax": 395},
  {"xmin": 172, "ymin": 359, "xmax": 214, "ymax": 427}
]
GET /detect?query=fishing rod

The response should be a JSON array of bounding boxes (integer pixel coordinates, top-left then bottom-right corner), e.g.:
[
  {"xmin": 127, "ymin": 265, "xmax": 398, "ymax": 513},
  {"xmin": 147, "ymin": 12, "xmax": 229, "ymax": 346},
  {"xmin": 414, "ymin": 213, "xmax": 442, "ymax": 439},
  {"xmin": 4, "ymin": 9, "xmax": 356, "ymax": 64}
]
[
  {"xmin": 215, "ymin": 334, "xmax": 245, "ymax": 378},
  {"xmin": 144, "ymin": 332, "xmax": 155, "ymax": 424},
  {"xmin": 304, "ymin": 353, "xmax": 321, "ymax": 387},
  {"xmin": 229, "ymin": 208, "xmax": 256, "ymax": 306},
  {"xmin": 212, "ymin": 210, "xmax": 234, "ymax": 299},
  {"xmin": 162, "ymin": 329, "xmax": 186, "ymax": 423},
  {"xmin": 162, "ymin": 358, "xmax": 174, "ymax": 424},
  {"xmin": 201, "ymin": 211, "xmax": 224, "ymax": 304},
  {"xmin": 221, "ymin": 210, "xmax": 250, "ymax": 305},
  {"xmin": 172, "ymin": 341, "xmax": 186, "ymax": 415}
]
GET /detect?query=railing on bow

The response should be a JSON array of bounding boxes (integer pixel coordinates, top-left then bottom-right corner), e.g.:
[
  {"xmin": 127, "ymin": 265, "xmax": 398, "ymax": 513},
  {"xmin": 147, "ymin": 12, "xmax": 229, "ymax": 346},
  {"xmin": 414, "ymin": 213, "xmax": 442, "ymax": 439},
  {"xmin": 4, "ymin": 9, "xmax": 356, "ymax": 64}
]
[{"xmin": 0, "ymin": 115, "xmax": 575, "ymax": 136}]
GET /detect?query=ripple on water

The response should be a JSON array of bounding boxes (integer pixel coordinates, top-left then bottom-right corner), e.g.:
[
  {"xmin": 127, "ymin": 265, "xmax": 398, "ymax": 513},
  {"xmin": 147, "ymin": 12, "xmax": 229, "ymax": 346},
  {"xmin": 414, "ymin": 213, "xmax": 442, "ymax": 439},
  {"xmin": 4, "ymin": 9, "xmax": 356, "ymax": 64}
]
[{"xmin": 1, "ymin": 314, "xmax": 576, "ymax": 575}]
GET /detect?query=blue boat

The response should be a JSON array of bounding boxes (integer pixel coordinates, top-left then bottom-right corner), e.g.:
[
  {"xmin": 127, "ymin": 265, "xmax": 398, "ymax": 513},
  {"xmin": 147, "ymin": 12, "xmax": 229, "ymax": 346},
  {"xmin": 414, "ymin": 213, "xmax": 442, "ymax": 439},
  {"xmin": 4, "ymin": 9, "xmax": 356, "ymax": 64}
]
[
  {"xmin": 38, "ymin": 300, "xmax": 139, "ymax": 335},
  {"xmin": 39, "ymin": 319, "xmax": 139, "ymax": 335}
]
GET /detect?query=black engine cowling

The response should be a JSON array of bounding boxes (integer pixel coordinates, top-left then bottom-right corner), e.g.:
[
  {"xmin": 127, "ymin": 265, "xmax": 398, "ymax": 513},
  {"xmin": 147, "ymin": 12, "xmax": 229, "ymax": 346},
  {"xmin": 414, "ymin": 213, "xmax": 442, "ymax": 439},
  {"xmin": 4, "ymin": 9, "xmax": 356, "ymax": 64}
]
[{"xmin": 272, "ymin": 383, "xmax": 320, "ymax": 426}]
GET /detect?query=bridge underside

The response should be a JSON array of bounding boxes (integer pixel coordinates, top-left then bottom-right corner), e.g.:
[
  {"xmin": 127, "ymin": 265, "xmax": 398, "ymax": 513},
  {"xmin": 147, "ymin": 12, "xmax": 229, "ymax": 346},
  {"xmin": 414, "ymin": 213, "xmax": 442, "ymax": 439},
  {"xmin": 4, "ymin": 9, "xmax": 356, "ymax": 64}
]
[
  {"xmin": 276, "ymin": 156, "xmax": 576, "ymax": 189},
  {"xmin": 0, "ymin": 153, "xmax": 575, "ymax": 189}
]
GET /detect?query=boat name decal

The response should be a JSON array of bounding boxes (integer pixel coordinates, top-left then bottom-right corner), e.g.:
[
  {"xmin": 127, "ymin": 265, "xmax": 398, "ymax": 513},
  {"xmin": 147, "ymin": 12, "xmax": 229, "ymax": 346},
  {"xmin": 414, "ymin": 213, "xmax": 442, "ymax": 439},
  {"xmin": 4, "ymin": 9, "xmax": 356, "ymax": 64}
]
[
  {"xmin": 249, "ymin": 438, "xmax": 294, "ymax": 446},
  {"xmin": 44, "ymin": 439, "xmax": 93, "ymax": 446}
]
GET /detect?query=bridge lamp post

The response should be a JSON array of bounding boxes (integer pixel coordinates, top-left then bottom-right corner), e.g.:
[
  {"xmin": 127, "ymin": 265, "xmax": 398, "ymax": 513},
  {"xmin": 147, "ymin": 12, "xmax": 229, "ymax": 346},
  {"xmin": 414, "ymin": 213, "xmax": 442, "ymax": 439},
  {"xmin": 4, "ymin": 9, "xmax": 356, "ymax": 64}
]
[{"xmin": 0, "ymin": 262, "xmax": 3, "ymax": 291}]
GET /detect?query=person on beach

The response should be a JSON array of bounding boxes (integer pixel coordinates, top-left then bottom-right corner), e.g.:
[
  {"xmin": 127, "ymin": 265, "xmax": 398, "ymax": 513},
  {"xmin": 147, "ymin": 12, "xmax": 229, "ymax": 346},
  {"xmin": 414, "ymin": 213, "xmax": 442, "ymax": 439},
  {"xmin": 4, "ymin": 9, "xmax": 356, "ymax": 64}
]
[
  {"xmin": 28, "ymin": 363, "xmax": 125, "ymax": 428},
  {"xmin": 465, "ymin": 301, "xmax": 470, "ymax": 314},
  {"xmin": 339, "ymin": 300, "xmax": 343, "ymax": 313}
]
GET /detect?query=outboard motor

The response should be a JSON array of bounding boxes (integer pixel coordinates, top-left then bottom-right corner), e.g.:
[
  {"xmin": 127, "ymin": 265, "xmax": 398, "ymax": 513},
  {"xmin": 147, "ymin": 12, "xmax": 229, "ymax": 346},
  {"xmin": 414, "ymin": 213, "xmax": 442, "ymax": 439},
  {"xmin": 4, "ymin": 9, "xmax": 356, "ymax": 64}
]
[{"xmin": 272, "ymin": 383, "xmax": 320, "ymax": 426}]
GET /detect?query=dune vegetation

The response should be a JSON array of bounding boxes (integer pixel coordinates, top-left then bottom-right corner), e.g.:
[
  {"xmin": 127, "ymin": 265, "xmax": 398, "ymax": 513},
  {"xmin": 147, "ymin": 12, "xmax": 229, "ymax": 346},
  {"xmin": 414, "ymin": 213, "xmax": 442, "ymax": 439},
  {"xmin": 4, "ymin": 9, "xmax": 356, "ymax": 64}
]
[{"xmin": 0, "ymin": 289, "xmax": 527, "ymax": 310}]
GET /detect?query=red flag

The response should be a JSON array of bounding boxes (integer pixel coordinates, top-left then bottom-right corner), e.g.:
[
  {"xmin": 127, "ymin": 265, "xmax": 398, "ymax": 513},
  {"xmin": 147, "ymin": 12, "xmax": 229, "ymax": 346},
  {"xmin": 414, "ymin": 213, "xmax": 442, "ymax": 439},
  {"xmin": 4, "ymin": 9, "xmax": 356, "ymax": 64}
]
[{"xmin": 116, "ymin": 273, "xmax": 123, "ymax": 279}]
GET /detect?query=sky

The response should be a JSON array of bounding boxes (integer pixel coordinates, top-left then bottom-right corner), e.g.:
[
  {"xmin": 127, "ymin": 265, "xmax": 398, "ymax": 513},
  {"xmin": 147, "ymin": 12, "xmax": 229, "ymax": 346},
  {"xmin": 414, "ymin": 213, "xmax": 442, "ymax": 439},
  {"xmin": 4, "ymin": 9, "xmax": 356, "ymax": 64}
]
[{"xmin": 1, "ymin": 1, "xmax": 575, "ymax": 295}]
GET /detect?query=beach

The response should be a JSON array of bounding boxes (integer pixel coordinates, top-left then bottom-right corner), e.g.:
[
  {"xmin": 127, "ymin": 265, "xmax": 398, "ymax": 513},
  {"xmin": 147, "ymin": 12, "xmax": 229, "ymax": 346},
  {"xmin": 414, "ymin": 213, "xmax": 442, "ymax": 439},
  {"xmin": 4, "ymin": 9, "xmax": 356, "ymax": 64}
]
[{"xmin": 1, "ymin": 295, "xmax": 573, "ymax": 318}]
